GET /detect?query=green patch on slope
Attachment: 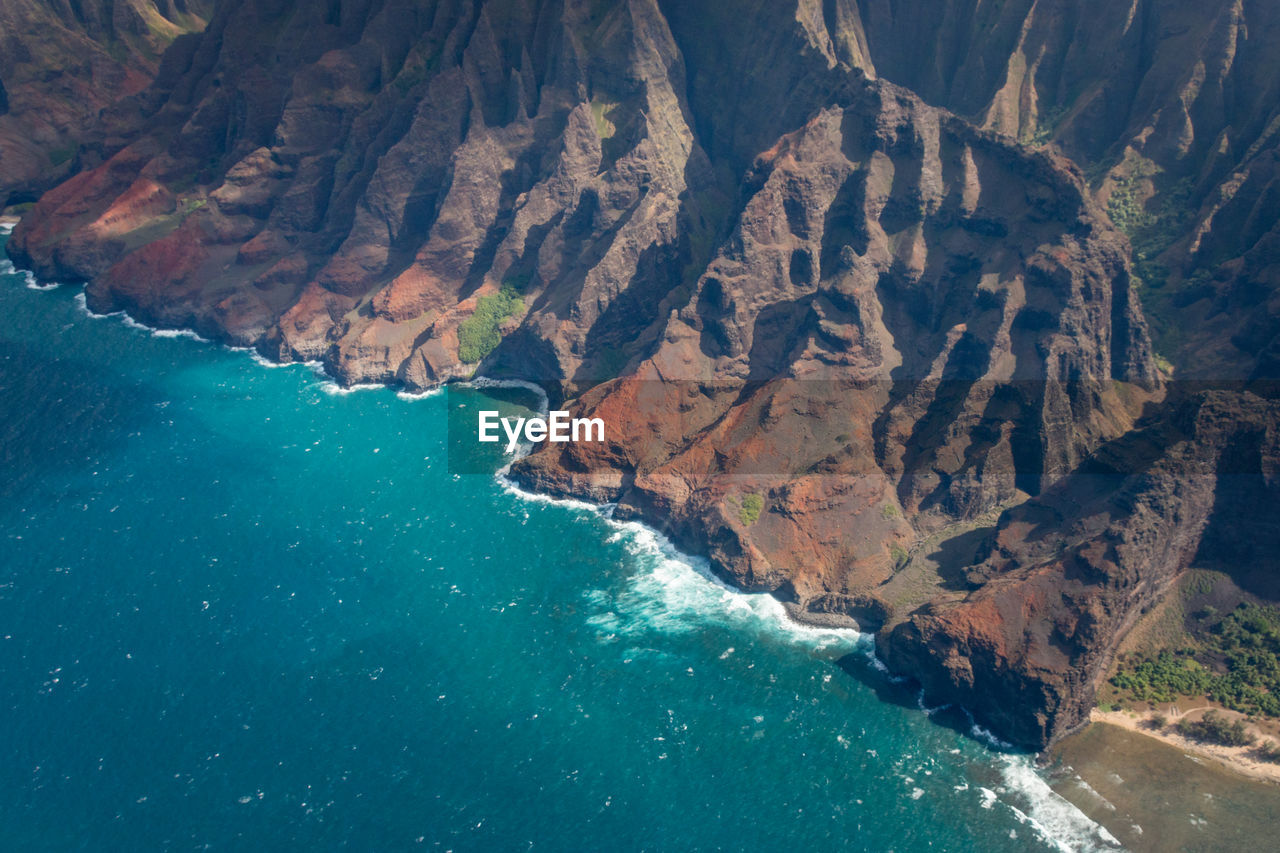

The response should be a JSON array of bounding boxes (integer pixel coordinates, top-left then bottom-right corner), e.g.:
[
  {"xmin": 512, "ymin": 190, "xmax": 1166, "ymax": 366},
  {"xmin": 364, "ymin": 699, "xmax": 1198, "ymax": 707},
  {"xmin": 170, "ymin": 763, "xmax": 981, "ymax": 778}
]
[
  {"xmin": 589, "ymin": 99, "xmax": 617, "ymax": 139},
  {"xmin": 738, "ymin": 493, "xmax": 763, "ymax": 525},
  {"xmin": 1109, "ymin": 602, "xmax": 1280, "ymax": 718},
  {"xmin": 458, "ymin": 284, "xmax": 523, "ymax": 364},
  {"xmin": 1103, "ymin": 158, "xmax": 1196, "ymax": 361}
]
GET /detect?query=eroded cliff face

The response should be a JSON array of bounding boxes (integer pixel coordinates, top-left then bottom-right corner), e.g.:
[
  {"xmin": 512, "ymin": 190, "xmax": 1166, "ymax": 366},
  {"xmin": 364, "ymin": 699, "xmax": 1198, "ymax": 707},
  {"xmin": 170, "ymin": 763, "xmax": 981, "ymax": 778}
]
[
  {"xmin": 881, "ymin": 390, "xmax": 1280, "ymax": 745},
  {"xmin": 0, "ymin": 0, "xmax": 213, "ymax": 208},
  {"xmin": 511, "ymin": 92, "xmax": 1159, "ymax": 600},
  {"xmin": 9, "ymin": 0, "xmax": 1278, "ymax": 749},
  {"xmin": 846, "ymin": 0, "xmax": 1280, "ymax": 381}
]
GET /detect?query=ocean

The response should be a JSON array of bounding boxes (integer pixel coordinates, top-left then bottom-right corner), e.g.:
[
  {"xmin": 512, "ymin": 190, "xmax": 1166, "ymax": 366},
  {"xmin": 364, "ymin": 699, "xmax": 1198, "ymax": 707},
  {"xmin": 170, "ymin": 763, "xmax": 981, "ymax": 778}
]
[{"xmin": 0, "ymin": 226, "xmax": 1121, "ymax": 851}]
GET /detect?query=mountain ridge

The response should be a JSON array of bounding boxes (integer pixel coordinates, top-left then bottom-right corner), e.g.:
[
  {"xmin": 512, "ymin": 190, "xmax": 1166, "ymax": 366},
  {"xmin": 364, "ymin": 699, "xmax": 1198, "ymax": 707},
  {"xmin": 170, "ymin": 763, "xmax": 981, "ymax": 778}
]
[{"xmin": 8, "ymin": 0, "xmax": 1279, "ymax": 750}]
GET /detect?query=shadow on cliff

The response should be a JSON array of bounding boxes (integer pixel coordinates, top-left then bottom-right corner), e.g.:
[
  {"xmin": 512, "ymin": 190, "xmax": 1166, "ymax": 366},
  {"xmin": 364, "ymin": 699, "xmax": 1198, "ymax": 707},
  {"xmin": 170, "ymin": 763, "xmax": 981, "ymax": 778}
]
[
  {"xmin": 1191, "ymin": 429, "xmax": 1280, "ymax": 600},
  {"xmin": 833, "ymin": 647, "xmax": 1034, "ymax": 755}
]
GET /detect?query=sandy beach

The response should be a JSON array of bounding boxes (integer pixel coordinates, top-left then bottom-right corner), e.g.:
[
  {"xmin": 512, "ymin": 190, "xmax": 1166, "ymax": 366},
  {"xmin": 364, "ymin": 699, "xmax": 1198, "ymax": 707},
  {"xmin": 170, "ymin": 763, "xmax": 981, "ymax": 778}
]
[{"xmin": 1091, "ymin": 707, "xmax": 1280, "ymax": 784}]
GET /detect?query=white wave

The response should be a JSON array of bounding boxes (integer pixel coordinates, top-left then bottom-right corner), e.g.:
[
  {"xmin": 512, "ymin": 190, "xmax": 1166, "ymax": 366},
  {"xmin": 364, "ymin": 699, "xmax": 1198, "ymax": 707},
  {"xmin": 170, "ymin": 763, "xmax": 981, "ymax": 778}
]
[
  {"xmin": 468, "ymin": 376, "xmax": 550, "ymax": 415},
  {"xmin": 604, "ymin": 518, "xmax": 867, "ymax": 652},
  {"xmin": 117, "ymin": 313, "xmax": 210, "ymax": 342},
  {"xmin": 994, "ymin": 756, "xmax": 1123, "ymax": 853},
  {"xmin": 295, "ymin": 358, "xmax": 386, "ymax": 395},
  {"xmin": 152, "ymin": 328, "xmax": 209, "ymax": 341},
  {"xmin": 1071, "ymin": 777, "xmax": 1118, "ymax": 812},
  {"xmin": 503, "ymin": 469, "xmax": 1118, "ymax": 850},
  {"xmin": 916, "ymin": 689, "xmax": 951, "ymax": 716},
  {"xmin": 467, "ymin": 367, "xmax": 1119, "ymax": 852},
  {"xmin": 496, "ymin": 474, "xmax": 609, "ymax": 513},
  {"xmin": 498, "ymin": 474, "xmax": 864, "ymax": 654},
  {"xmin": 397, "ymin": 388, "xmax": 444, "ymax": 402},
  {"xmin": 864, "ymin": 649, "xmax": 909, "ymax": 683},
  {"xmin": 74, "ymin": 291, "xmax": 124, "ymax": 319},
  {"xmin": 0, "ymin": 222, "xmax": 13, "ymax": 235},
  {"xmin": 233, "ymin": 343, "xmax": 443, "ymax": 402},
  {"xmin": 964, "ymin": 710, "xmax": 1015, "ymax": 751},
  {"xmin": 244, "ymin": 351, "xmax": 328, "ymax": 377},
  {"xmin": 0, "ymin": 256, "xmax": 56, "ymax": 290},
  {"xmin": 23, "ymin": 270, "xmax": 59, "ymax": 291},
  {"xmin": 317, "ymin": 379, "xmax": 384, "ymax": 396}
]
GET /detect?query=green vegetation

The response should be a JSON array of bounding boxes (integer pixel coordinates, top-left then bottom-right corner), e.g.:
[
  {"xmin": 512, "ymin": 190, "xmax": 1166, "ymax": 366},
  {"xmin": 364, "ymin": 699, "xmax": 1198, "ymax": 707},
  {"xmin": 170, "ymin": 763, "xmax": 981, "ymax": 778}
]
[
  {"xmin": 1024, "ymin": 104, "xmax": 1068, "ymax": 147},
  {"xmin": 1110, "ymin": 650, "xmax": 1215, "ymax": 702},
  {"xmin": 1111, "ymin": 173, "xmax": 1194, "ymax": 290},
  {"xmin": 178, "ymin": 197, "xmax": 207, "ymax": 217},
  {"xmin": 881, "ymin": 503, "xmax": 900, "ymax": 520},
  {"xmin": 48, "ymin": 145, "xmax": 77, "ymax": 168},
  {"xmin": 1102, "ymin": 159, "xmax": 1199, "ymax": 359},
  {"xmin": 590, "ymin": 99, "xmax": 617, "ymax": 139},
  {"xmin": 738, "ymin": 493, "xmax": 763, "ymax": 526},
  {"xmin": 1110, "ymin": 603, "xmax": 1280, "ymax": 717},
  {"xmin": 458, "ymin": 284, "xmax": 523, "ymax": 363},
  {"xmin": 1175, "ymin": 710, "xmax": 1255, "ymax": 747},
  {"xmin": 889, "ymin": 544, "xmax": 909, "ymax": 570}
]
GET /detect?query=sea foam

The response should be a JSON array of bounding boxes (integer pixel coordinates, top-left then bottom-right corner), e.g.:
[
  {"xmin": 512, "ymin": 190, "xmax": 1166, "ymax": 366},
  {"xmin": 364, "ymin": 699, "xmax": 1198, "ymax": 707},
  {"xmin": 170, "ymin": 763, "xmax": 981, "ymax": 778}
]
[
  {"xmin": 469, "ymin": 376, "xmax": 550, "ymax": 415},
  {"xmin": 118, "ymin": 313, "xmax": 210, "ymax": 342},
  {"xmin": 0, "ymin": 255, "xmax": 58, "ymax": 290},
  {"xmin": 490, "ymin": 390, "xmax": 1119, "ymax": 851},
  {"xmin": 995, "ymin": 755, "xmax": 1123, "ymax": 852},
  {"xmin": 497, "ymin": 467, "xmax": 864, "ymax": 656},
  {"xmin": 74, "ymin": 291, "xmax": 124, "ymax": 319}
]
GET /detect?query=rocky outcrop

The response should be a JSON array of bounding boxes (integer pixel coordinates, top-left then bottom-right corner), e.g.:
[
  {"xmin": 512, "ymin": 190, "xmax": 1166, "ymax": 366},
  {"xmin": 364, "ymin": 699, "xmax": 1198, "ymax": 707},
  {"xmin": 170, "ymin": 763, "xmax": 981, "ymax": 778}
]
[
  {"xmin": 11, "ymin": 0, "xmax": 1280, "ymax": 750},
  {"xmin": 510, "ymin": 89, "xmax": 1160, "ymax": 605},
  {"xmin": 880, "ymin": 389, "xmax": 1280, "ymax": 746},
  {"xmin": 0, "ymin": 0, "xmax": 212, "ymax": 208},
  {"xmin": 843, "ymin": 0, "xmax": 1280, "ymax": 381}
]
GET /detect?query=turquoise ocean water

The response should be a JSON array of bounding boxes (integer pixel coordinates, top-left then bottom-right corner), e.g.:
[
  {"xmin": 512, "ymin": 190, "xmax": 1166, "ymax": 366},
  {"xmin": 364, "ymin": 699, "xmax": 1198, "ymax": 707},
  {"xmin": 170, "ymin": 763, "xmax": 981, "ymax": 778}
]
[{"xmin": 0, "ymin": 228, "xmax": 1120, "ymax": 851}]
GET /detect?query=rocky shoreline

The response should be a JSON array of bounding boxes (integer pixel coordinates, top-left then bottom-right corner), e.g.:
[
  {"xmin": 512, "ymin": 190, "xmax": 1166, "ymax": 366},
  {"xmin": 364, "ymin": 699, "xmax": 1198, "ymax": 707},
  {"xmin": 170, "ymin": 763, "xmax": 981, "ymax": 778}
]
[{"xmin": 6, "ymin": 0, "xmax": 1280, "ymax": 753}]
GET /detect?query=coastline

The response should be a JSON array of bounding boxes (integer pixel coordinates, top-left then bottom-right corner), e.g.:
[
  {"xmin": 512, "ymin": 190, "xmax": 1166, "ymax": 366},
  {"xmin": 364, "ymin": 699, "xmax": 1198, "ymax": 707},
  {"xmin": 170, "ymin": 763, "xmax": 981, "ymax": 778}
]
[
  {"xmin": 4, "ymin": 232, "xmax": 868, "ymax": 651},
  {"xmin": 1089, "ymin": 708, "xmax": 1280, "ymax": 784},
  {"xmin": 0, "ymin": 236, "xmax": 1162, "ymax": 850}
]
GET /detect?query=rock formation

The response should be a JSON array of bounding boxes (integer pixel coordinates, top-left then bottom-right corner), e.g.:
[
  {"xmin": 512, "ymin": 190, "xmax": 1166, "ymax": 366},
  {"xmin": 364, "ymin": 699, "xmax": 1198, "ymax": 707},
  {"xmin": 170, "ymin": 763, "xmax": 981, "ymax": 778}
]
[
  {"xmin": 847, "ymin": 0, "xmax": 1280, "ymax": 381},
  {"xmin": 0, "ymin": 0, "xmax": 213, "ymax": 208},
  {"xmin": 882, "ymin": 387, "xmax": 1280, "ymax": 745},
  {"xmin": 8, "ymin": 0, "xmax": 1279, "ymax": 749}
]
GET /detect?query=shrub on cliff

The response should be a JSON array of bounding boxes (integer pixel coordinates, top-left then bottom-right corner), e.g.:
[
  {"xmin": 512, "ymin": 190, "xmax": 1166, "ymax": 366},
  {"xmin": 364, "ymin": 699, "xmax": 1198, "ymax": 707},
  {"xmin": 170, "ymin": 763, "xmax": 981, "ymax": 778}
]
[
  {"xmin": 738, "ymin": 494, "xmax": 763, "ymax": 526},
  {"xmin": 458, "ymin": 285, "xmax": 522, "ymax": 363}
]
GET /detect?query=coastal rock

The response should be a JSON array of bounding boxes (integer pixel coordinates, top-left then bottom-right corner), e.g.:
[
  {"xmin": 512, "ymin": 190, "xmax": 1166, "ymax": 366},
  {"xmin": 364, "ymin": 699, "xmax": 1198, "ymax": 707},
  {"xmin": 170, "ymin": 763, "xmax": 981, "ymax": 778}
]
[
  {"xmin": 880, "ymin": 389, "xmax": 1280, "ymax": 747},
  {"xmin": 15, "ymin": 0, "xmax": 1280, "ymax": 750}
]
